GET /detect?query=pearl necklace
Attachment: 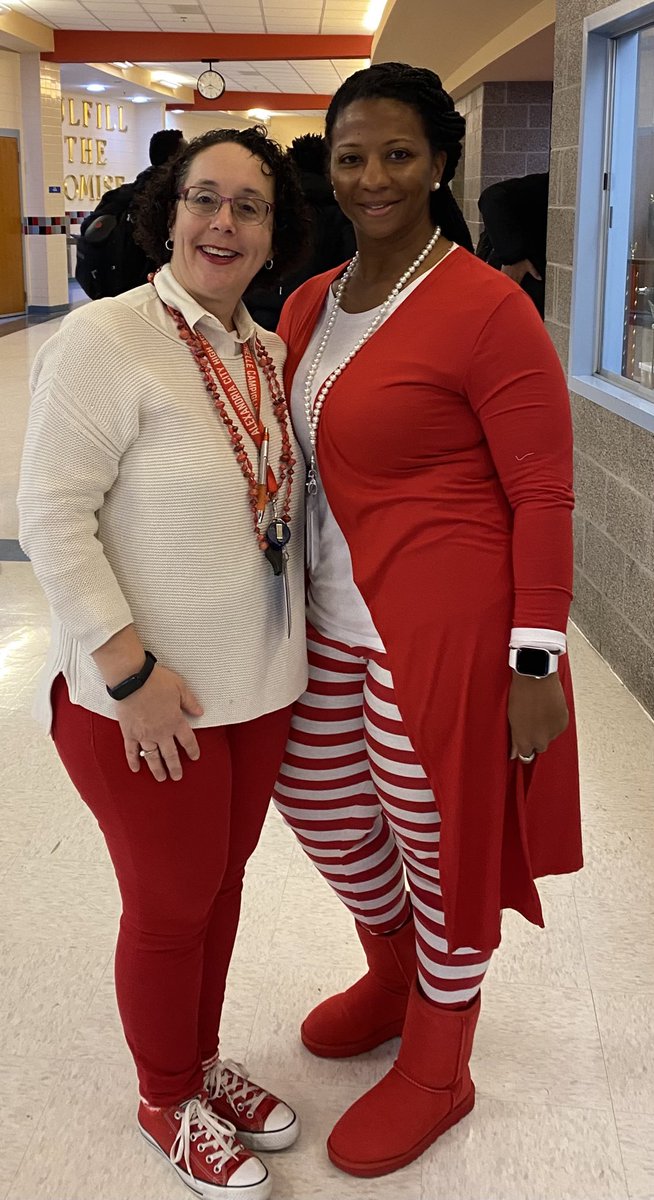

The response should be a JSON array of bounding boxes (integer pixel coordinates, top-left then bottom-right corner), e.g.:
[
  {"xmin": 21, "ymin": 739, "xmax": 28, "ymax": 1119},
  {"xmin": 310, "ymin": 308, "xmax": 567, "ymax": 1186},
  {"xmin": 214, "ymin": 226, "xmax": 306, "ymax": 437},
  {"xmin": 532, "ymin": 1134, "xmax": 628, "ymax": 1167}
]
[{"xmin": 303, "ymin": 224, "xmax": 441, "ymax": 495}]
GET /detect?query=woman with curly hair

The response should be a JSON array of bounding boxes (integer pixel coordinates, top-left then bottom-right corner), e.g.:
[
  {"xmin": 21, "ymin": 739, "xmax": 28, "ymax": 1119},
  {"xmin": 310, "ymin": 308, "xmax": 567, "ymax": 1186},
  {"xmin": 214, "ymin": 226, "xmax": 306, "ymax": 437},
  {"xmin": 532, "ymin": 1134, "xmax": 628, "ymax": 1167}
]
[
  {"xmin": 18, "ymin": 127, "xmax": 311, "ymax": 1199},
  {"xmin": 272, "ymin": 62, "xmax": 581, "ymax": 1176}
]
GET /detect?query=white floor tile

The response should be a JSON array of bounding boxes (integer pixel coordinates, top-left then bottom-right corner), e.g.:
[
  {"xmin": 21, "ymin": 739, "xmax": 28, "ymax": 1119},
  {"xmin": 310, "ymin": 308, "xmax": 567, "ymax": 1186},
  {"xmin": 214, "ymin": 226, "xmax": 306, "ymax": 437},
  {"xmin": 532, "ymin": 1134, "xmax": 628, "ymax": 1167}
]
[
  {"xmin": 576, "ymin": 900, "xmax": 654, "ymax": 991},
  {"xmin": 473, "ymin": 980, "xmax": 612, "ymax": 1111},
  {"xmin": 490, "ymin": 894, "xmax": 590, "ymax": 989},
  {"xmin": 615, "ymin": 1110, "xmax": 654, "ymax": 1199},
  {"xmin": 594, "ymin": 991, "xmax": 654, "ymax": 1115},
  {"xmin": 421, "ymin": 1095, "xmax": 627, "ymax": 1200},
  {"xmin": 0, "ymin": 1056, "xmax": 64, "ymax": 1198},
  {"xmin": 5, "ymin": 1059, "xmax": 176, "ymax": 1200},
  {"xmin": 0, "ymin": 940, "xmax": 110, "ymax": 1058}
]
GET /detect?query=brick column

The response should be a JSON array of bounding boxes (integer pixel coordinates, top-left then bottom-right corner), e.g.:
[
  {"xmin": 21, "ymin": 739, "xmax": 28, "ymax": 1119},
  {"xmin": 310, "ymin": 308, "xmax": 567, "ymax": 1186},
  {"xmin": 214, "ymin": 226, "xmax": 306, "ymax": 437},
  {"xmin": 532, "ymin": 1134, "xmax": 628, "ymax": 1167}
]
[{"xmin": 19, "ymin": 54, "xmax": 68, "ymax": 311}]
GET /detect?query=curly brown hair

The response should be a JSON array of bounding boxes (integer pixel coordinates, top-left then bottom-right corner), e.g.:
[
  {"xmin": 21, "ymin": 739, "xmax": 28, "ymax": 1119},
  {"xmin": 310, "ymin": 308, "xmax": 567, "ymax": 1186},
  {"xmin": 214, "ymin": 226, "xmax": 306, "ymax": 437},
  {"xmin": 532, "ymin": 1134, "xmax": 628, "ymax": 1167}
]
[{"xmin": 132, "ymin": 126, "xmax": 311, "ymax": 286}]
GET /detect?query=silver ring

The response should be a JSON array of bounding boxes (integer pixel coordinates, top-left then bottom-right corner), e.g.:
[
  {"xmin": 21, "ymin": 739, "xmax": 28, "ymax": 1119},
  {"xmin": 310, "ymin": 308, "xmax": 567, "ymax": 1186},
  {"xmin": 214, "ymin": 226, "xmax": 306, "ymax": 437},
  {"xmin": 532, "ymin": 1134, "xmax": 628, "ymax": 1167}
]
[
  {"xmin": 139, "ymin": 748, "xmax": 159, "ymax": 758},
  {"xmin": 518, "ymin": 752, "xmax": 536, "ymax": 763}
]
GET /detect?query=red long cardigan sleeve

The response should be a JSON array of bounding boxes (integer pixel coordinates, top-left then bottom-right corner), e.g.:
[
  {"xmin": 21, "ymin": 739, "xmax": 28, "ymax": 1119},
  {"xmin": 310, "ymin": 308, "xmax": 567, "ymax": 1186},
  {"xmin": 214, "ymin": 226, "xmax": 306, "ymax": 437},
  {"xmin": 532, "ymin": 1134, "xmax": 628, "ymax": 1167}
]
[{"xmin": 279, "ymin": 248, "xmax": 581, "ymax": 951}]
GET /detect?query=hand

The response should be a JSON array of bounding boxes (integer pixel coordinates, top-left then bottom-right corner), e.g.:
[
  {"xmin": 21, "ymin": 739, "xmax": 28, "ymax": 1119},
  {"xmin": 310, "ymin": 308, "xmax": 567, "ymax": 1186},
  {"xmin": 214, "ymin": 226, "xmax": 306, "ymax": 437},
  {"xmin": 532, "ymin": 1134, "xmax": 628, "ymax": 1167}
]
[
  {"xmin": 501, "ymin": 259, "xmax": 542, "ymax": 286},
  {"xmin": 115, "ymin": 664, "xmax": 204, "ymax": 782},
  {"xmin": 508, "ymin": 671, "xmax": 569, "ymax": 762}
]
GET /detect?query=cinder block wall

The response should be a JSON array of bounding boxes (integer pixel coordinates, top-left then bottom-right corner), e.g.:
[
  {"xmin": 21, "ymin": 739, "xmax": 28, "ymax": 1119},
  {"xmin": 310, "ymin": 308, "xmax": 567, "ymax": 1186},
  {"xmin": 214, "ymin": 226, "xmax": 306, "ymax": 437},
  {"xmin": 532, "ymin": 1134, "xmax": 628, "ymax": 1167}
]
[
  {"xmin": 548, "ymin": 3, "xmax": 654, "ymax": 715},
  {"xmin": 458, "ymin": 81, "xmax": 552, "ymax": 250}
]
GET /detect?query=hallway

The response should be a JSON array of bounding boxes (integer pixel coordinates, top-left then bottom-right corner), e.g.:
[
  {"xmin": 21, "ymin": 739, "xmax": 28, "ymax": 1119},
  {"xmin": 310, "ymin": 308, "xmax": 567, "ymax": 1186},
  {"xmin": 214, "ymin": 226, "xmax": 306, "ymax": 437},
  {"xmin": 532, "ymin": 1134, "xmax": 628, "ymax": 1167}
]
[{"xmin": 1, "ymin": 314, "xmax": 653, "ymax": 1200}]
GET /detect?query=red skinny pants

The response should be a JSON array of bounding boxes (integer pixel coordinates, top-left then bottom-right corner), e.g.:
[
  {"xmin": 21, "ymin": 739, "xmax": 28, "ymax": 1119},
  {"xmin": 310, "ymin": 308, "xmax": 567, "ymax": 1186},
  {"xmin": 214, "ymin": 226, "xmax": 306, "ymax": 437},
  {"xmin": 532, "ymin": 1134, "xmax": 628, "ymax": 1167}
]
[{"xmin": 51, "ymin": 675, "xmax": 292, "ymax": 1107}]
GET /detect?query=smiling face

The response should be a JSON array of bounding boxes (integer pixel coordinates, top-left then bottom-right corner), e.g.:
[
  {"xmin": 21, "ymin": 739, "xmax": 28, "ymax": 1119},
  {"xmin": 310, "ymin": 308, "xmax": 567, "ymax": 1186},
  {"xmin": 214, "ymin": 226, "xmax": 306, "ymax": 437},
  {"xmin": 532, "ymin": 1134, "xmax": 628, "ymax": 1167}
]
[
  {"xmin": 168, "ymin": 141, "xmax": 275, "ymax": 327},
  {"xmin": 330, "ymin": 97, "xmax": 445, "ymax": 250}
]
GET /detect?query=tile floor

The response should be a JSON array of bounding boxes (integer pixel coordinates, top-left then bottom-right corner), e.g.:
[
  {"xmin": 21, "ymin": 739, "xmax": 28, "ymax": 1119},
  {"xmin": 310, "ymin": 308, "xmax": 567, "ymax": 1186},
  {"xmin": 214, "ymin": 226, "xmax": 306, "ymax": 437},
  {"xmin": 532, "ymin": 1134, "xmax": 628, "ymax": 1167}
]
[{"xmin": 1, "ymin": 313, "xmax": 653, "ymax": 1200}]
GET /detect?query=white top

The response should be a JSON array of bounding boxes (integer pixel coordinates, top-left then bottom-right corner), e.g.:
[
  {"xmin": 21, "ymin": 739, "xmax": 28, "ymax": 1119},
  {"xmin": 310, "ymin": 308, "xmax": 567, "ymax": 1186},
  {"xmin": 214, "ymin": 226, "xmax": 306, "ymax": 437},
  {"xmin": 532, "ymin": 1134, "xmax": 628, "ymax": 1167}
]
[
  {"xmin": 291, "ymin": 249, "xmax": 567, "ymax": 656},
  {"xmin": 18, "ymin": 265, "xmax": 308, "ymax": 731},
  {"xmin": 291, "ymin": 257, "xmax": 447, "ymax": 650}
]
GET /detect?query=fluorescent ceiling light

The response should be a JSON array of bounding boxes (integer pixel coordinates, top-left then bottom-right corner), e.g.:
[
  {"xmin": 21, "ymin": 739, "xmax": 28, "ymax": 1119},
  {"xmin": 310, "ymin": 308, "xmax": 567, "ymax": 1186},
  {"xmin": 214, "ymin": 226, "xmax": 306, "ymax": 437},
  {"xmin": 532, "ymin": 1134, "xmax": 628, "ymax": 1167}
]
[
  {"xmin": 112, "ymin": 61, "xmax": 133, "ymax": 70},
  {"xmin": 151, "ymin": 71, "xmax": 186, "ymax": 88},
  {"xmin": 170, "ymin": 108, "xmax": 185, "ymax": 114},
  {"xmin": 363, "ymin": 0, "xmax": 385, "ymax": 31},
  {"xmin": 86, "ymin": 84, "xmax": 107, "ymax": 92},
  {"xmin": 130, "ymin": 96, "xmax": 149, "ymax": 104},
  {"xmin": 248, "ymin": 108, "xmax": 271, "ymax": 120}
]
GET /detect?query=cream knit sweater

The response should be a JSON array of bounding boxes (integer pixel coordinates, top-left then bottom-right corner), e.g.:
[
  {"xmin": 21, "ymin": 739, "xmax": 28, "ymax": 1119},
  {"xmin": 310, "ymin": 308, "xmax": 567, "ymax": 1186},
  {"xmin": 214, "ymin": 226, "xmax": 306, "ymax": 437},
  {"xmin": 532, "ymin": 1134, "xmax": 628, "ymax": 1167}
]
[{"xmin": 18, "ymin": 266, "xmax": 308, "ymax": 731}]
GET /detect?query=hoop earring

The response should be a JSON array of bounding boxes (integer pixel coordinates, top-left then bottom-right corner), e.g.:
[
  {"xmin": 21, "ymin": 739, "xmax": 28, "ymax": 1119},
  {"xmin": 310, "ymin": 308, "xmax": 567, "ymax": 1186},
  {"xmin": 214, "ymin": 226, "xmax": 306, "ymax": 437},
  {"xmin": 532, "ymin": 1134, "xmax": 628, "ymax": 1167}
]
[
  {"xmin": 165, "ymin": 238, "xmax": 174, "ymax": 251},
  {"xmin": 264, "ymin": 258, "xmax": 274, "ymax": 270},
  {"xmin": 431, "ymin": 181, "xmax": 441, "ymax": 192}
]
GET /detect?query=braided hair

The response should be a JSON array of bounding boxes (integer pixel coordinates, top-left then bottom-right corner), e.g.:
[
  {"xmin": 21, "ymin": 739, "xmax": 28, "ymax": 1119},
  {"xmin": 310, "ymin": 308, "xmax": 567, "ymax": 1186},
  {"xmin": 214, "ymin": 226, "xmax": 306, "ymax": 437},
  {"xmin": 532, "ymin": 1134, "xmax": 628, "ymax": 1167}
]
[{"xmin": 325, "ymin": 61, "xmax": 472, "ymax": 252}]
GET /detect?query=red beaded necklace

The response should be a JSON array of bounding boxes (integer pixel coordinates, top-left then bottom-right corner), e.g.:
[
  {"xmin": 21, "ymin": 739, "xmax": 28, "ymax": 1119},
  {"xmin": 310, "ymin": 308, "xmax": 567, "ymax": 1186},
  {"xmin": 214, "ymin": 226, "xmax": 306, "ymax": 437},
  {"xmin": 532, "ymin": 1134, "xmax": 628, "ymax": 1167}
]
[{"xmin": 165, "ymin": 303, "xmax": 295, "ymax": 554}]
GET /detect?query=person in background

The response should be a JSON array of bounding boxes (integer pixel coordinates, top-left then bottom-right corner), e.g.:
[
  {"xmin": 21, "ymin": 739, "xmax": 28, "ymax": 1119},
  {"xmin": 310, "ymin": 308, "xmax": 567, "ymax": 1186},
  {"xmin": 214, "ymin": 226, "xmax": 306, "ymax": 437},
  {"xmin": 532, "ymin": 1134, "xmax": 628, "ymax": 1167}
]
[
  {"xmin": 477, "ymin": 170, "xmax": 550, "ymax": 317},
  {"xmin": 20, "ymin": 126, "xmax": 310, "ymax": 1200},
  {"xmin": 76, "ymin": 128, "xmax": 186, "ymax": 298},
  {"xmin": 246, "ymin": 133, "xmax": 356, "ymax": 330},
  {"xmin": 272, "ymin": 64, "xmax": 580, "ymax": 1178}
]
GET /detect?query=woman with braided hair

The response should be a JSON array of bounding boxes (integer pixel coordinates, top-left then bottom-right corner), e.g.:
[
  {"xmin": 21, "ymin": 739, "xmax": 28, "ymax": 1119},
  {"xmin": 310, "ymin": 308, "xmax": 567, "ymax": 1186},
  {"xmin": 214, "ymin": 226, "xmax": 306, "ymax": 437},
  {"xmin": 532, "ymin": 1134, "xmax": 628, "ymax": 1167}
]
[{"xmin": 272, "ymin": 62, "xmax": 581, "ymax": 1176}]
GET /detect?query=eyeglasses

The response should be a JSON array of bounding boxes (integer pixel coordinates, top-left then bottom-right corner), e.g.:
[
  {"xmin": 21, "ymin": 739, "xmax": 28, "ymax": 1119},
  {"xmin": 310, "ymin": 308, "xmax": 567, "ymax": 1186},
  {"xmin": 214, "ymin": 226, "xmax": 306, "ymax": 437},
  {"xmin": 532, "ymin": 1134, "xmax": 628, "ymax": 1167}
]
[{"xmin": 178, "ymin": 186, "xmax": 274, "ymax": 226}]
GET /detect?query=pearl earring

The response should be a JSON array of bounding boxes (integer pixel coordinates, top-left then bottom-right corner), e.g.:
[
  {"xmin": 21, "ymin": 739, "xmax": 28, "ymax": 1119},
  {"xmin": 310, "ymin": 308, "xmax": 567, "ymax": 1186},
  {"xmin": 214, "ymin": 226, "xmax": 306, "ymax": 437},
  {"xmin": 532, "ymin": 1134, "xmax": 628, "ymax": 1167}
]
[{"xmin": 431, "ymin": 181, "xmax": 441, "ymax": 192}]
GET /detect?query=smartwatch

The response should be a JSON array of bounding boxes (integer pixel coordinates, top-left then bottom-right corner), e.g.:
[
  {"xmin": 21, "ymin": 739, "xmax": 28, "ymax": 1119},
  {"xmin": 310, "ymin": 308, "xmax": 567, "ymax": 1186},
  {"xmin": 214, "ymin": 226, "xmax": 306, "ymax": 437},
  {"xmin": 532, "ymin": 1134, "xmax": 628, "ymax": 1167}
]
[
  {"xmin": 106, "ymin": 651, "xmax": 157, "ymax": 700},
  {"xmin": 509, "ymin": 647, "xmax": 559, "ymax": 678}
]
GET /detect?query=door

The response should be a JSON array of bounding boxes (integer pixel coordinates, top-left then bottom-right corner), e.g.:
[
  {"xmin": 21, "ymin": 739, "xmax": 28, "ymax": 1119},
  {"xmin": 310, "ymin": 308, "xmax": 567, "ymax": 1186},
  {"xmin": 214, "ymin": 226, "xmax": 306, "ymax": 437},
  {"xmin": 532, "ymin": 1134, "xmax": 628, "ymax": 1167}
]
[{"xmin": 0, "ymin": 136, "xmax": 26, "ymax": 317}]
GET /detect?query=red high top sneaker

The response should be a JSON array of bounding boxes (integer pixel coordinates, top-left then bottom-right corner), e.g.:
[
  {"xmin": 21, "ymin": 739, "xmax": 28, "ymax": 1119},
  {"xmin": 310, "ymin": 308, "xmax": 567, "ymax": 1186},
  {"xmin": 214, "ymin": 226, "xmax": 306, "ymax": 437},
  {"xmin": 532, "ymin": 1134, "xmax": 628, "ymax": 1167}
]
[
  {"xmin": 204, "ymin": 1059, "xmax": 299, "ymax": 1152},
  {"xmin": 138, "ymin": 1093, "xmax": 272, "ymax": 1199}
]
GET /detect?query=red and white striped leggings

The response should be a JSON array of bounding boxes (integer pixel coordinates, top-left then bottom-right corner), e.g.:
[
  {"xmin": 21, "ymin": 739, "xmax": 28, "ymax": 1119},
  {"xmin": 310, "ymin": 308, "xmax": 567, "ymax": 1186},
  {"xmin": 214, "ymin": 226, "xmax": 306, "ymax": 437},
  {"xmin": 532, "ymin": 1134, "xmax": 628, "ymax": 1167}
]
[{"xmin": 272, "ymin": 625, "xmax": 493, "ymax": 1006}]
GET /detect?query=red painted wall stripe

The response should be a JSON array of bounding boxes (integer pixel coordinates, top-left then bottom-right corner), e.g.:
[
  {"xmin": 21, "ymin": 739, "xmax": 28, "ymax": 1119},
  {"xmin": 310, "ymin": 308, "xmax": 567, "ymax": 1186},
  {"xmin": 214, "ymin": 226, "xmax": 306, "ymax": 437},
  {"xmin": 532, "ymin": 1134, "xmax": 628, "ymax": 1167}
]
[
  {"xmin": 167, "ymin": 91, "xmax": 333, "ymax": 112},
  {"xmin": 42, "ymin": 31, "xmax": 372, "ymax": 64}
]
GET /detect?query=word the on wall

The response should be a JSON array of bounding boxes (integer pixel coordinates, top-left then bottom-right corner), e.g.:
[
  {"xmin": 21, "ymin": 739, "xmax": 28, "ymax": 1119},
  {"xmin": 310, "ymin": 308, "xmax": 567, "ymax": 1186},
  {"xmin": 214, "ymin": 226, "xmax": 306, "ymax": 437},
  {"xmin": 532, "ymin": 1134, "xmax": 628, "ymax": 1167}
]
[{"xmin": 61, "ymin": 97, "xmax": 129, "ymax": 203}]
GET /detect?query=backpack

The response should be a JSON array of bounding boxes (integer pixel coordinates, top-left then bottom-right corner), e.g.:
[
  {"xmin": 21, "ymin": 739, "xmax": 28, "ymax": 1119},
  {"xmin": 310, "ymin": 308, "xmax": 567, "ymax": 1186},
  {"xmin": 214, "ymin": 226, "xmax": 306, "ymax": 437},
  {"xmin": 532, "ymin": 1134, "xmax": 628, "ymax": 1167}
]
[{"xmin": 75, "ymin": 181, "xmax": 151, "ymax": 299}]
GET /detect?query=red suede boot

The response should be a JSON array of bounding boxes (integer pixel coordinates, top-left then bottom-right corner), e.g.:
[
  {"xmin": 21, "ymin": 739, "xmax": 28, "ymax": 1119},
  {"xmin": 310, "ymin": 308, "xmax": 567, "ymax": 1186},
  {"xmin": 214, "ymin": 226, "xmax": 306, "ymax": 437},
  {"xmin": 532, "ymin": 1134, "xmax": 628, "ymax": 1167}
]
[
  {"xmin": 300, "ymin": 918, "xmax": 416, "ymax": 1058},
  {"xmin": 327, "ymin": 980, "xmax": 481, "ymax": 1177}
]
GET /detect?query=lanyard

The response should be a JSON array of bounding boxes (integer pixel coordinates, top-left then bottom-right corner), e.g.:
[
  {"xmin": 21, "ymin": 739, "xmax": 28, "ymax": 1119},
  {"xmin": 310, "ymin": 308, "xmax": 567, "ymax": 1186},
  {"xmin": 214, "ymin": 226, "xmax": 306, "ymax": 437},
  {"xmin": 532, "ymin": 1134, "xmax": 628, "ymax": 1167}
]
[{"xmin": 194, "ymin": 330, "xmax": 278, "ymax": 497}]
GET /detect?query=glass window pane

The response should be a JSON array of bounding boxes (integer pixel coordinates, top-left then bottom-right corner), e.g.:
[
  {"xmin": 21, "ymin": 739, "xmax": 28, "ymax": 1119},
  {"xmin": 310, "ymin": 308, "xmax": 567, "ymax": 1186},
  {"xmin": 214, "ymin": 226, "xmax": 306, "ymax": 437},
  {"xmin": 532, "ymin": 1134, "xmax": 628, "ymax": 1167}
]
[{"xmin": 601, "ymin": 25, "xmax": 654, "ymax": 394}]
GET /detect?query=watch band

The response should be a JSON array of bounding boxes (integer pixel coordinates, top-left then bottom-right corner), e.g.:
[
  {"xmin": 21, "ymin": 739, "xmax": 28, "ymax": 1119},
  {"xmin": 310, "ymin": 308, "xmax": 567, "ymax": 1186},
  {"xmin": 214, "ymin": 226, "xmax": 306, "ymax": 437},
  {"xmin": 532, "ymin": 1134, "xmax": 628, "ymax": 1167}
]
[
  {"xmin": 106, "ymin": 651, "xmax": 157, "ymax": 700},
  {"xmin": 508, "ymin": 646, "xmax": 559, "ymax": 678}
]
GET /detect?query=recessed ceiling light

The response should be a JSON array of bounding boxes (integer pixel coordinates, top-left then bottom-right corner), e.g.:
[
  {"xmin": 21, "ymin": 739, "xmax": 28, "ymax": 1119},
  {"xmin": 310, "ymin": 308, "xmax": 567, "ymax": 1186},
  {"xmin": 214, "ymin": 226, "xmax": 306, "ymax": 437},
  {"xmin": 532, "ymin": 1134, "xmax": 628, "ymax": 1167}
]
[
  {"xmin": 86, "ymin": 84, "xmax": 107, "ymax": 93},
  {"xmin": 130, "ymin": 96, "xmax": 149, "ymax": 104},
  {"xmin": 112, "ymin": 61, "xmax": 133, "ymax": 70},
  {"xmin": 170, "ymin": 108, "xmax": 185, "ymax": 114}
]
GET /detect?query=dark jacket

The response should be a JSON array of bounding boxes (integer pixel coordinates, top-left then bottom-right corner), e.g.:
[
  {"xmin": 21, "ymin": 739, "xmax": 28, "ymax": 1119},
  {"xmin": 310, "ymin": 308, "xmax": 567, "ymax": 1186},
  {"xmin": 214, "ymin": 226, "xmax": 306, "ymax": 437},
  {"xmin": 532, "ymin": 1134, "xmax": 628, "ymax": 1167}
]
[{"xmin": 477, "ymin": 172, "xmax": 549, "ymax": 316}]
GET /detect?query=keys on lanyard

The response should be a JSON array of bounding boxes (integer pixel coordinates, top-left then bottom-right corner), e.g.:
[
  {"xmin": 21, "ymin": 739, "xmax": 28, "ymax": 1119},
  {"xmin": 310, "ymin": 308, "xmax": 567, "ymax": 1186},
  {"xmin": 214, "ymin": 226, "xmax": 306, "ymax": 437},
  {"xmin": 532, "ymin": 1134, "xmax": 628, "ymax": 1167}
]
[
  {"xmin": 305, "ymin": 456, "xmax": 319, "ymax": 572},
  {"xmin": 264, "ymin": 505, "xmax": 292, "ymax": 638}
]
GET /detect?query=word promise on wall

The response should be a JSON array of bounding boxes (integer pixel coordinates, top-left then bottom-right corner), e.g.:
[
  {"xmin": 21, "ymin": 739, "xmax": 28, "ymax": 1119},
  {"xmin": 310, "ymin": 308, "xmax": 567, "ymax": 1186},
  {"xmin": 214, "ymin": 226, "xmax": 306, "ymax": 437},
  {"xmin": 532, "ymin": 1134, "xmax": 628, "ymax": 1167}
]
[{"xmin": 61, "ymin": 97, "xmax": 129, "ymax": 202}]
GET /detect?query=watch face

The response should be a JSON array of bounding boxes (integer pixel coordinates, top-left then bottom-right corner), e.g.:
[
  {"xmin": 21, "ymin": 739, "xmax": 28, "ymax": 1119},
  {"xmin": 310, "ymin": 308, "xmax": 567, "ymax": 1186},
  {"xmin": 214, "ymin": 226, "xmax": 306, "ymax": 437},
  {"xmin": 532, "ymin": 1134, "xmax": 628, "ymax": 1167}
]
[
  {"xmin": 516, "ymin": 647, "xmax": 551, "ymax": 677},
  {"xmin": 197, "ymin": 69, "xmax": 226, "ymax": 100}
]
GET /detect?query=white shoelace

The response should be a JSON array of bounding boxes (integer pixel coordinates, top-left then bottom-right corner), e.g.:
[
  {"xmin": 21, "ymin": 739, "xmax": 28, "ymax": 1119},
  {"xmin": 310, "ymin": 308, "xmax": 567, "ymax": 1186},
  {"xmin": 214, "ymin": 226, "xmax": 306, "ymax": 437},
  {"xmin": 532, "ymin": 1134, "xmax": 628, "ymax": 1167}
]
[
  {"xmin": 171, "ymin": 1096, "xmax": 241, "ymax": 1178},
  {"xmin": 204, "ymin": 1059, "xmax": 267, "ymax": 1119}
]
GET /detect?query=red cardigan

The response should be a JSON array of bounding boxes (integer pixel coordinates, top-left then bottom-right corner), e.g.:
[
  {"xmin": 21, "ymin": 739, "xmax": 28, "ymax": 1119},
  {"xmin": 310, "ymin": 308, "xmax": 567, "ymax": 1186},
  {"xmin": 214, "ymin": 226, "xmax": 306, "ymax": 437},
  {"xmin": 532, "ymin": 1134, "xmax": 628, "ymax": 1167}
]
[{"xmin": 278, "ymin": 248, "xmax": 582, "ymax": 952}]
